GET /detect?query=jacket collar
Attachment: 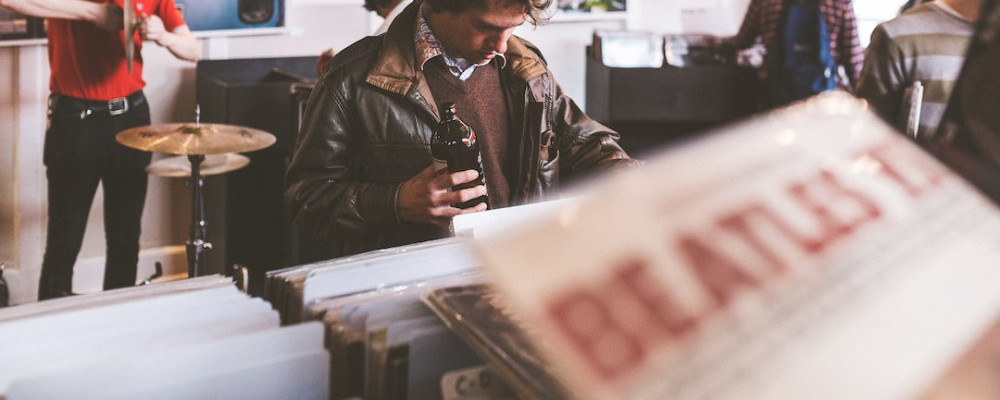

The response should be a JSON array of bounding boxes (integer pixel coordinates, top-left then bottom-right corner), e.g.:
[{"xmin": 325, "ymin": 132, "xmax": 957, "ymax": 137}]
[{"xmin": 366, "ymin": 0, "xmax": 548, "ymax": 99}]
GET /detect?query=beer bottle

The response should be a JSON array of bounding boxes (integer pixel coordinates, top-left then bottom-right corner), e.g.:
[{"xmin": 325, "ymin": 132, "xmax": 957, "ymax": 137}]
[{"xmin": 431, "ymin": 102, "xmax": 488, "ymax": 209}]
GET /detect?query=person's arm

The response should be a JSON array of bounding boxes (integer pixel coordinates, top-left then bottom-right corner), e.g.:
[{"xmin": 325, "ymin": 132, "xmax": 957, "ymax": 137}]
[
  {"xmin": 838, "ymin": 0, "xmax": 865, "ymax": 87},
  {"xmin": 548, "ymin": 74, "xmax": 638, "ymax": 183},
  {"xmin": 140, "ymin": 16, "xmax": 201, "ymax": 62},
  {"xmin": 854, "ymin": 25, "xmax": 905, "ymax": 124},
  {"xmin": 0, "ymin": 0, "xmax": 122, "ymax": 31}
]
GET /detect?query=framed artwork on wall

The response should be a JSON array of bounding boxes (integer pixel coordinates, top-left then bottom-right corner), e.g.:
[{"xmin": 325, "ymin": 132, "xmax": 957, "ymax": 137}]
[{"xmin": 174, "ymin": 0, "xmax": 284, "ymax": 31}]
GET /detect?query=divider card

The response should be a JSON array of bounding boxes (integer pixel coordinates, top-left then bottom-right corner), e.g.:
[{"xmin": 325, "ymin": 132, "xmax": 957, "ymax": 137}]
[{"xmin": 474, "ymin": 93, "xmax": 1000, "ymax": 400}]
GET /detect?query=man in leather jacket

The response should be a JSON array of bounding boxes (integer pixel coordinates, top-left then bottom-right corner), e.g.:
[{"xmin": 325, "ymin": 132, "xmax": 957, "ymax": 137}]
[{"xmin": 286, "ymin": 0, "xmax": 636, "ymax": 257}]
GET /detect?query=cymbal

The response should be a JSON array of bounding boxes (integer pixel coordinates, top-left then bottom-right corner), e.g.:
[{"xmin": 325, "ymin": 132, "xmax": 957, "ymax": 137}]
[
  {"xmin": 146, "ymin": 153, "xmax": 250, "ymax": 178},
  {"xmin": 116, "ymin": 123, "xmax": 276, "ymax": 155}
]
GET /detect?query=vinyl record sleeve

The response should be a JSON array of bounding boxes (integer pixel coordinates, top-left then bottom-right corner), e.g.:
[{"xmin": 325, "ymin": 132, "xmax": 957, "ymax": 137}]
[
  {"xmin": 374, "ymin": 315, "xmax": 442, "ymax": 400},
  {"xmin": 266, "ymin": 237, "xmax": 479, "ymax": 324},
  {"xmin": 408, "ymin": 329, "xmax": 496, "ymax": 400},
  {"xmin": 0, "ymin": 290, "xmax": 279, "ymax": 390},
  {"xmin": 425, "ymin": 284, "xmax": 571, "ymax": 400},
  {"xmin": 363, "ymin": 299, "xmax": 437, "ymax": 400},
  {"xmin": 0, "ymin": 275, "xmax": 233, "ymax": 323},
  {"xmin": 475, "ymin": 93, "xmax": 1000, "ymax": 400},
  {"xmin": 6, "ymin": 322, "xmax": 327, "ymax": 400},
  {"xmin": 309, "ymin": 273, "xmax": 485, "ymax": 399}
]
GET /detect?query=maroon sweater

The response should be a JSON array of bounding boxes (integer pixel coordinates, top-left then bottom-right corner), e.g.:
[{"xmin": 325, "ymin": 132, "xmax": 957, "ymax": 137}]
[{"xmin": 424, "ymin": 59, "xmax": 512, "ymax": 208}]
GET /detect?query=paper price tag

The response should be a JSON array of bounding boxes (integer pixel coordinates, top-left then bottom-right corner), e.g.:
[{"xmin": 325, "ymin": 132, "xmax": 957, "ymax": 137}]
[{"xmin": 441, "ymin": 365, "xmax": 515, "ymax": 400}]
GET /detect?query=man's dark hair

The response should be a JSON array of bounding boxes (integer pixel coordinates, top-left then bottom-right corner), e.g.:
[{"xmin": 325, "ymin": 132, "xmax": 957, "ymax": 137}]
[
  {"xmin": 425, "ymin": 0, "xmax": 553, "ymax": 24},
  {"xmin": 363, "ymin": 0, "xmax": 396, "ymax": 12}
]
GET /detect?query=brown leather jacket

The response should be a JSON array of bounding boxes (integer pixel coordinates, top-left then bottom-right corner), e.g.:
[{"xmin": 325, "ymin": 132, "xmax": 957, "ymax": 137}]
[{"xmin": 285, "ymin": 2, "xmax": 636, "ymax": 256}]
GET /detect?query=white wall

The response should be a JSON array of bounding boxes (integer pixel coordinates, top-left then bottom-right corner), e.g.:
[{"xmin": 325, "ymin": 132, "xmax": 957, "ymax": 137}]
[{"xmin": 855, "ymin": 0, "xmax": 909, "ymax": 47}]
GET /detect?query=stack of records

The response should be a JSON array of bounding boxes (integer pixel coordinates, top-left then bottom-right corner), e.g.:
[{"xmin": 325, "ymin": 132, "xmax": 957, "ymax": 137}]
[
  {"xmin": 266, "ymin": 237, "xmax": 511, "ymax": 399},
  {"xmin": 312, "ymin": 273, "xmax": 513, "ymax": 400},
  {"xmin": 265, "ymin": 237, "xmax": 480, "ymax": 324},
  {"xmin": 425, "ymin": 284, "xmax": 572, "ymax": 400},
  {"xmin": 0, "ymin": 276, "xmax": 328, "ymax": 400}
]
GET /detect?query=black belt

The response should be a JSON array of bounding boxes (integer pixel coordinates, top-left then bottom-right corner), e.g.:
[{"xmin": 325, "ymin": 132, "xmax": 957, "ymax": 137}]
[{"xmin": 54, "ymin": 91, "xmax": 146, "ymax": 119}]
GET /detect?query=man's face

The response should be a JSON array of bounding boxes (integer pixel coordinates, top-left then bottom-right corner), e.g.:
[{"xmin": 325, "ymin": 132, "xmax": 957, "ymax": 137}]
[{"xmin": 427, "ymin": 2, "xmax": 527, "ymax": 64}]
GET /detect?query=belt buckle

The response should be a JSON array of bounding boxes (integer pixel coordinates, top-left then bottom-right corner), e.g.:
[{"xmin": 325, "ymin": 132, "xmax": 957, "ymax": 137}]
[{"xmin": 108, "ymin": 97, "xmax": 129, "ymax": 116}]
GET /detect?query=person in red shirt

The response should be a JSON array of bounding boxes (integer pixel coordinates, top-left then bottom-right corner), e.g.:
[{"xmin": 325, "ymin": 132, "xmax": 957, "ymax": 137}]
[{"xmin": 0, "ymin": 0, "xmax": 201, "ymax": 300}]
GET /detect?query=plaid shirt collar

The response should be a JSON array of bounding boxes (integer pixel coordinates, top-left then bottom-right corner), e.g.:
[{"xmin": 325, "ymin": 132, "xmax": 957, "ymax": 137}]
[{"xmin": 414, "ymin": 2, "xmax": 506, "ymax": 79}]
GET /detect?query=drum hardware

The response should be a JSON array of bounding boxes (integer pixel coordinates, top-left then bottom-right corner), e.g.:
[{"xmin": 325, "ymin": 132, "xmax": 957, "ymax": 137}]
[
  {"xmin": 138, "ymin": 262, "xmax": 164, "ymax": 286},
  {"xmin": 0, "ymin": 263, "xmax": 9, "ymax": 308},
  {"xmin": 116, "ymin": 105, "xmax": 277, "ymax": 278},
  {"xmin": 146, "ymin": 153, "xmax": 250, "ymax": 178}
]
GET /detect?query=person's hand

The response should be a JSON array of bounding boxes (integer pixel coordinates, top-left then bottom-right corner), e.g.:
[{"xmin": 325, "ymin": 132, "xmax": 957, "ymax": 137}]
[
  {"xmin": 140, "ymin": 15, "xmax": 167, "ymax": 45},
  {"xmin": 397, "ymin": 165, "xmax": 488, "ymax": 227},
  {"xmin": 92, "ymin": 3, "xmax": 124, "ymax": 32}
]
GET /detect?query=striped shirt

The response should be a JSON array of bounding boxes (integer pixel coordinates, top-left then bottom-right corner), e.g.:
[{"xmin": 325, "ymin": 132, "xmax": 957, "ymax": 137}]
[
  {"xmin": 855, "ymin": 2, "xmax": 973, "ymax": 139},
  {"xmin": 730, "ymin": 0, "xmax": 865, "ymax": 86}
]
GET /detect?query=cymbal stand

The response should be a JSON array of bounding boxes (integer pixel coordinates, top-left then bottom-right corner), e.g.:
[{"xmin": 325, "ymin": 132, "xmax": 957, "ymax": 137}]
[{"xmin": 185, "ymin": 105, "xmax": 212, "ymax": 277}]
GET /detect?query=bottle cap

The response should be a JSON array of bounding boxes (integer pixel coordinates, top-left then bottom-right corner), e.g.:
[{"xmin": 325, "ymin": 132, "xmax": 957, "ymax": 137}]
[{"xmin": 440, "ymin": 102, "xmax": 457, "ymax": 118}]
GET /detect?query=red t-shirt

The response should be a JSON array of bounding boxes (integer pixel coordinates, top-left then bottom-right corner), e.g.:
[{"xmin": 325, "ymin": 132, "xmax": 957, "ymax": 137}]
[{"xmin": 47, "ymin": 0, "xmax": 186, "ymax": 101}]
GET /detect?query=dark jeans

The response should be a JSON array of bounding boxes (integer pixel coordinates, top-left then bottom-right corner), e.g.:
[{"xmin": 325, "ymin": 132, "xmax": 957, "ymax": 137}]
[{"xmin": 39, "ymin": 91, "xmax": 152, "ymax": 298}]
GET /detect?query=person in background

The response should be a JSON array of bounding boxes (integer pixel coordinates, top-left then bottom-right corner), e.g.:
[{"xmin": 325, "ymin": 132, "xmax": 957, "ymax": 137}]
[
  {"xmin": 366, "ymin": 0, "xmax": 412, "ymax": 36},
  {"xmin": 855, "ymin": 0, "xmax": 982, "ymax": 139},
  {"xmin": 0, "ymin": 0, "xmax": 201, "ymax": 300},
  {"xmin": 726, "ymin": 0, "xmax": 865, "ymax": 106},
  {"xmin": 287, "ymin": 0, "xmax": 637, "ymax": 258}
]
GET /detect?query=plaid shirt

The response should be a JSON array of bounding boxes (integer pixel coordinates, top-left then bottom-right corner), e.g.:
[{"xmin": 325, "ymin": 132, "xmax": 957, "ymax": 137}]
[{"xmin": 731, "ymin": 0, "xmax": 864, "ymax": 86}]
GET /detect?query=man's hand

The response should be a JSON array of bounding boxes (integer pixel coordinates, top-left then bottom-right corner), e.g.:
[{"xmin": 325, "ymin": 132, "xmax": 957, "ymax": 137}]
[
  {"xmin": 139, "ymin": 15, "xmax": 166, "ymax": 44},
  {"xmin": 397, "ymin": 165, "xmax": 488, "ymax": 227},
  {"xmin": 92, "ymin": 2, "xmax": 124, "ymax": 32}
]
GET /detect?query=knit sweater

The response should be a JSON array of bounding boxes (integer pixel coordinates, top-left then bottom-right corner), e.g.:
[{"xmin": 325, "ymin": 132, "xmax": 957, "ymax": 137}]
[
  {"xmin": 424, "ymin": 58, "xmax": 512, "ymax": 209},
  {"xmin": 855, "ymin": 1, "xmax": 974, "ymax": 139}
]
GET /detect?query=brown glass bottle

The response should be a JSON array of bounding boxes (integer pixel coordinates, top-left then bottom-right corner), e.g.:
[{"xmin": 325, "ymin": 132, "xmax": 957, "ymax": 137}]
[{"xmin": 431, "ymin": 102, "xmax": 488, "ymax": 209}]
